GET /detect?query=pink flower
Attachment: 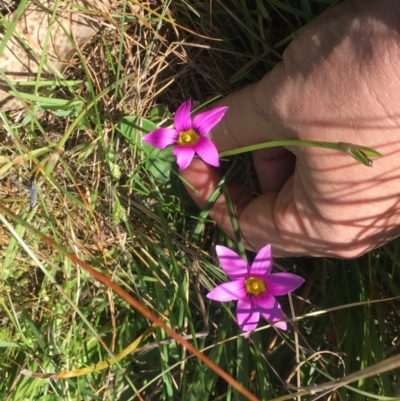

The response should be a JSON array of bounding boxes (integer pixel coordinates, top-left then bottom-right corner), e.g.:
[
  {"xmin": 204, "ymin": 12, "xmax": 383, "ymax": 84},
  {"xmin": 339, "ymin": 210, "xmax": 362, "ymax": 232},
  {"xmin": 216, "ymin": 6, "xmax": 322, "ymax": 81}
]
[
  {"xmin": 142, "ymin": 99, "xmax": 227, "ymax": 171},
  {"xmin": 207, "ymin": 245, "xmax": 305, "ymax": 338}
]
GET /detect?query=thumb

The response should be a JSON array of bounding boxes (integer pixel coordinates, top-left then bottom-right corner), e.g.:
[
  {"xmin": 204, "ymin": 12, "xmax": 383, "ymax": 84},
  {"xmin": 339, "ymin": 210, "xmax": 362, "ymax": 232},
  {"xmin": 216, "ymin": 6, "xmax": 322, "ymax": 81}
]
[{"xmin": 208, "ymin": 74, "xmax": 289, "ymax": 153}]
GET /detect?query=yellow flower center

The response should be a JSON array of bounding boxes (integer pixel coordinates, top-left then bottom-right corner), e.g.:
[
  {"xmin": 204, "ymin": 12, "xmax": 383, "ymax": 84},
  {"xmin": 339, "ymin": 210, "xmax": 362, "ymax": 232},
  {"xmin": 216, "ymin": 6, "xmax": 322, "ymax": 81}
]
[
  {"xmin": 177, "ymin": 129, "xmax": 199, "ymax": 146},
  {"xmin": 245, "ymin": 277, "xmax": 266, "ymax": 297}
]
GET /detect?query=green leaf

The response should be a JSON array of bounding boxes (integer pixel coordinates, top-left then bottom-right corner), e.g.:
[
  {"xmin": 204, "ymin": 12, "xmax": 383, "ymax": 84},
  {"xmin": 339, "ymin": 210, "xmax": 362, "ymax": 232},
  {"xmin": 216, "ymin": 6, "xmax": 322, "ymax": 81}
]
[
  {"xmin": 119, "ymin": 115, "xmax": 175, "ymax": 183},
  {"xmin": 0, "ymin": 341, "xmax": 21, "ymax": 348},
  {"xmin": 119, "ymin": 115, "xmax": 156, "ymax": 153},
  {"xmin": 149, "ymin": 104, "xmax": 171, "ymax": 118},
  {"xmin": 145, "ymin": 146, "xmax": 175, "ymax": 184}
]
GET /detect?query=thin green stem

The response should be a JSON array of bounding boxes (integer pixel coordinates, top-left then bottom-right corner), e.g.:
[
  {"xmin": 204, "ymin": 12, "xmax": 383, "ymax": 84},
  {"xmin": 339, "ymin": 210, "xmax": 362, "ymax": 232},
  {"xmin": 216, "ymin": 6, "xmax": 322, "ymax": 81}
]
[
  {"xmin": 219, "ymin": 139, "xmax": 382, "ymax": 167},
  {"xmin": 219, "ymin": 140, "xmax": 379, "ymax": 157}
]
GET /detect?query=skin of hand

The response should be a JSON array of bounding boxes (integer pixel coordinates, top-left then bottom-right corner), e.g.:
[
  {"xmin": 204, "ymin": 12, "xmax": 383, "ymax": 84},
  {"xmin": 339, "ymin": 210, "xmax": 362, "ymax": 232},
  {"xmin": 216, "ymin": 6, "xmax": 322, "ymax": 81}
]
[{"xmin": 181, "ymin": 0, "xmax": 400, "ymax": 258}]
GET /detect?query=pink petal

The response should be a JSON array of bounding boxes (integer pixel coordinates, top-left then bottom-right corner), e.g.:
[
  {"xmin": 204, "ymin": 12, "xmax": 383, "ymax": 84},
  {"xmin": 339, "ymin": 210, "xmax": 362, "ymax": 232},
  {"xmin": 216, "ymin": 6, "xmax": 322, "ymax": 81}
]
[
  {"xmin": 266, "ymin": 273, "xmax": 305, "ymax": 296},
  {"xmin": 192, "ymin": 106, "xmax": 228, "ymax": 136},
  {"xmin": 142, "ymin": 128, "xmax": 178, "ymax": 149},
  {"xmin": 173, "ymin": 146, "xmax": 195, "ymax": 171},
  {"xmin": 250, "ymin": 244, "xmax": 273, "ymax": 277},
  {"xmin": 254, "ymin": 292, "xmax": 287, "ymax": 330},
  {"xmin": 216, "ymin": 245, "xmax": 249, "ymax": 280},
  {"xmin": 236, "ymin": 297, "xmax": 260, "ymax": 338},
  {"xmin": 207, "ymin": 279, "xmax": 246, "ymax": 302},
  {"xmin": 174, "ymin": 99, "xmax": 193, "ymax": 132},
  {"xmin": 192, "ymin": 137, "xmax": 220, "ymax": 167}
]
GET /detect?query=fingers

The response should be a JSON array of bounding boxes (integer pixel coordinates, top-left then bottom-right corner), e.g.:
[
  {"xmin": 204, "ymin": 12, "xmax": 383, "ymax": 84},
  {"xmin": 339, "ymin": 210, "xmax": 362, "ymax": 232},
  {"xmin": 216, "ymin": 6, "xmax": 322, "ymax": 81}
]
[
  {"xmin": 181, "ymin": 159, "xmax": 377, "ymax": 258},
  {"xmin": 252, "ymin": 148, "xmax": 296, "ymax": 193},
  {"xmin": 182, "ymin": 148, "xmax": 400, "ymax": 258},
  {"xmin": 181, "ymin": 159, "xmax": 312, "ymax": 257}
]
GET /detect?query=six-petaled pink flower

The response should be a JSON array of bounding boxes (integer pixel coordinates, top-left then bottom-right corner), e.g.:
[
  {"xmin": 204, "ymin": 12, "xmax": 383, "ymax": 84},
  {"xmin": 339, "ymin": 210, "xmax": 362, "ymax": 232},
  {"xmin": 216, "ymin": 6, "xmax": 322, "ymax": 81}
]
[
  {"xmin": 142, "ymin": 99, "xmax": 227, "ymax": 171},
  {"xmin": 207, "ymin": 245, "xmax": 305, "ymax": 337}
]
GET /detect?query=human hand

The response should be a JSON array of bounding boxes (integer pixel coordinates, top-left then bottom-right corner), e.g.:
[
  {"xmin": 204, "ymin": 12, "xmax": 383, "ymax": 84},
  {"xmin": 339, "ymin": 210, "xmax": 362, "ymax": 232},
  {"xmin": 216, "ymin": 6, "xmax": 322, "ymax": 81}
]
[{"xmin": 181, "ymin": 0, "xmax": 400, "ymax": 258}]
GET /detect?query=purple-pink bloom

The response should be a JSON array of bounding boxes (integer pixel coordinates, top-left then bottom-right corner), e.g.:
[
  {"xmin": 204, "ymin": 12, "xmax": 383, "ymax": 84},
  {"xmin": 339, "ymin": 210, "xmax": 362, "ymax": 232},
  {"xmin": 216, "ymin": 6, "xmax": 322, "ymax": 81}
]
[
  {"xmin": 142, "ymin": 99, "xmax": 227, "ymax": 171},
  {"xmin": 207, "ymin": 245, "xmax": 305, "ymax": 338}
]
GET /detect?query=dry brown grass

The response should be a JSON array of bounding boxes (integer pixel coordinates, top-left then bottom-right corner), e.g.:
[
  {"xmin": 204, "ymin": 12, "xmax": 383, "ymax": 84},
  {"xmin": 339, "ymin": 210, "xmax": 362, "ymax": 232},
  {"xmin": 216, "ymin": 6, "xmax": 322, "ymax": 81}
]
[{"xmin": 0, "ymin": 0, "xmax": 272, "ymax": 270}]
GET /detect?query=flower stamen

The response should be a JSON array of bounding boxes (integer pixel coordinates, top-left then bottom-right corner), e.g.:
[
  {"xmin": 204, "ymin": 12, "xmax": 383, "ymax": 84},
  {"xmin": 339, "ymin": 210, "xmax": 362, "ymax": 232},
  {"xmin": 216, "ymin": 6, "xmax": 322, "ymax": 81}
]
[
  {"xmin": 177, "ymin": 129, "xmax": 199, "ymax": 146},
  {"xmin": 245, "ymin": 277, "xmax": 266, "ymax": 296}
]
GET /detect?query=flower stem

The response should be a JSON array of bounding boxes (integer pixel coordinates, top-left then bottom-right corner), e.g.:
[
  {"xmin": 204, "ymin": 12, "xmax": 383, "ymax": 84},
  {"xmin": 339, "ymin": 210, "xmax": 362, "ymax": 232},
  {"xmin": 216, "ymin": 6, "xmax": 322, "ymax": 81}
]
[{"xmin": 219, "ymin": 140, "xmax": 382, "ymax": 167}]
